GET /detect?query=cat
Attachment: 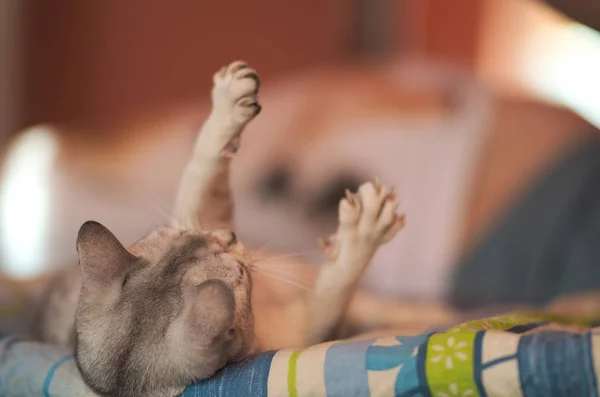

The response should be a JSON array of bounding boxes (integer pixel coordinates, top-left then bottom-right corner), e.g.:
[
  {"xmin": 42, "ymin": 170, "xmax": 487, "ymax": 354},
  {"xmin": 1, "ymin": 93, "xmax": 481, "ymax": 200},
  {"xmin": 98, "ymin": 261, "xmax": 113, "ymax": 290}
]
[{"xmin": 34, "ymin": 61, "xmax": 408, "ymax": 397}]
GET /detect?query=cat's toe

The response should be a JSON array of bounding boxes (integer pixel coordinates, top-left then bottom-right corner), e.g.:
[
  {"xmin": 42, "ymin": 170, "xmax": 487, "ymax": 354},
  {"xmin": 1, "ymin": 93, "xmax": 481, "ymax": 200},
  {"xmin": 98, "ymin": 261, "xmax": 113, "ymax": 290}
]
[
  {"xmin": 338, "ymin": 190, "xmax": 361, "ymax": 227},
  {"xmin": 381, "ymin": 213, "xmax": 405, "ymax": 244},
  {"xmin": 227, "ymin": 60, "xmax": 249, "ymax": 75},
  {"xmin": 352, "ymin": 179, "xmax": 404, "ymax": 245}
]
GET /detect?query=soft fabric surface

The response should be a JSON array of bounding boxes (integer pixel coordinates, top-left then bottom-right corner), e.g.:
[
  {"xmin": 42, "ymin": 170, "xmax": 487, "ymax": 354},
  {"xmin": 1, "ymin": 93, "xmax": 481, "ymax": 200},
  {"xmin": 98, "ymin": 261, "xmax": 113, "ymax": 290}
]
[
  {"xmin": 1, "ymin": 312, "xmax": 600, "ymax": 396},
  {"xmin": 451, "ymin": 132, "xmax": 600, "ymax": 309}
]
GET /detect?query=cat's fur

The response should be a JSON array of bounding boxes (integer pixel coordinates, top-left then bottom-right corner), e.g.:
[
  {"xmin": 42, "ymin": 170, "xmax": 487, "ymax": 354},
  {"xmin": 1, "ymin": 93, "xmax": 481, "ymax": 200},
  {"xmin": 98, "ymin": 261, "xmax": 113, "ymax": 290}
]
[{"xmin": 36, "ymin": 61, "xmax": 407, "ymax": 397}]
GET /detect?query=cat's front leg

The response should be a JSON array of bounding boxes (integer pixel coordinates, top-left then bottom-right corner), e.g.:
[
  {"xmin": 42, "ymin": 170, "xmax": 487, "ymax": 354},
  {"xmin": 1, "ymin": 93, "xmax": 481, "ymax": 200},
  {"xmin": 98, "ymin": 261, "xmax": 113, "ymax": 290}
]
[
  {"xmin": 171, "ymin": 61, "xmax": 261, "ymax": 231},
  {"xmin": 305, "ymin": 180, "xmax": 405, "ymax": 345}
]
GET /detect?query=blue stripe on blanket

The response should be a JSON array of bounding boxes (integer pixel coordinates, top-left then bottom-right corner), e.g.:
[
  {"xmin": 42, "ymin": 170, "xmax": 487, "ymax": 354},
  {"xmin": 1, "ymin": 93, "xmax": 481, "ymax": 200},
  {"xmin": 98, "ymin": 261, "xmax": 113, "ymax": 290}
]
[
  {"xmin": 43, "ymin": 355, "xmax": 74, "ymax": 397},
  {"xmin": 324, "ymin": 339, "xmax": 374, "ymax": 397},
  {"xmin": 517, "ymin": 330, "xmax": 598, "ymax": 397},
  {"xmin": 182, "ymin": 351, "xmax": 276, "ymax": 397}
]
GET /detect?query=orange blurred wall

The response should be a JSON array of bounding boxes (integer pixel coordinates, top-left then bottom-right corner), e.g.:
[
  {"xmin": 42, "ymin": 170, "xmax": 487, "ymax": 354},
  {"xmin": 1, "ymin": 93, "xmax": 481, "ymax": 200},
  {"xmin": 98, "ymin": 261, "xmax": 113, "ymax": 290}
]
[{"xmin": 14, "ymin": 0, "xmax": 485, "ymax": 136}]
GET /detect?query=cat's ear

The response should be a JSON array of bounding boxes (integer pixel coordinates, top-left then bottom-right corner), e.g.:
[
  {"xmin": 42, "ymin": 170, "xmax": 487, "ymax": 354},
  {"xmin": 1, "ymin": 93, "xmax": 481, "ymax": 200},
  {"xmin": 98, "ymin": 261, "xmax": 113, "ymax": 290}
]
[
  {"xmin": 76, "ymin": 221, "xmax": 135, "ymax": 286},
  {"xmin": 188, "ymin": 279, "xmax": 236, "ymax": 345}
]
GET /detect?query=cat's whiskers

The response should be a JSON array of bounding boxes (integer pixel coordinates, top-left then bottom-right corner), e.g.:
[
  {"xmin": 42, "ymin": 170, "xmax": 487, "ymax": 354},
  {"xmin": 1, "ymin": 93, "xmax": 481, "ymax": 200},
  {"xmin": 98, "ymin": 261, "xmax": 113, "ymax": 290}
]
[
  {"xmin": 253, "ymin": 272, "xmax": 312, "ymax": 292},
  {"xmin": 251, "ymin": 250, "xmax": 319, "ymax": 265},
  {"xmin": 250, "ymin": 266, "xmax": 312, "ymax": 292},
  {"xmin": 255, "ymin": 240, "xmax": 274, "ymax": 253},
  {"xmin": 250, "ymin": 265, "xmax": 310, "ymax": 285}
]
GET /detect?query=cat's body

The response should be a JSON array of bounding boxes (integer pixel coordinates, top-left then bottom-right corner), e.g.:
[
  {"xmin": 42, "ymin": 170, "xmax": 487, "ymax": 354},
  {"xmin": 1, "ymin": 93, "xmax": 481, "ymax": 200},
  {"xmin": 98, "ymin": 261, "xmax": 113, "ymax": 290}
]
[{"xmin": 31, "ymin": 62, "xmax": 430, "ymax": 397}]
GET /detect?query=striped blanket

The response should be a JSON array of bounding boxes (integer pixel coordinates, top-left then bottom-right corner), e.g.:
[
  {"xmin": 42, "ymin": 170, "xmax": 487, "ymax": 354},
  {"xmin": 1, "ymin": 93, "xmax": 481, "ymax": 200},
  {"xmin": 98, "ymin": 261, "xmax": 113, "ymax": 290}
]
[{"xmin": 1, "ymin": 312, "xmax": 599, "ymax": 396}]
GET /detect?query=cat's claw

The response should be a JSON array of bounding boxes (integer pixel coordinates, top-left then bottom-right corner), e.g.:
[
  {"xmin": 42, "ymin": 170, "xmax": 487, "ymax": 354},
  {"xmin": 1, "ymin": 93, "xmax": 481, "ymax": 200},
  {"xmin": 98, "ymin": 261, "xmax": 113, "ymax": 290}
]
[
  {"xmin": 344, "ymin": 189, "xmax": 358, "ymax": 207},
  {"xmin": 382, "ymin": 213, "xmax": 405, "ymax": 244},
  {"xmin": 373, "ymin": 177, "xmax": 384, "ymax": 194}
]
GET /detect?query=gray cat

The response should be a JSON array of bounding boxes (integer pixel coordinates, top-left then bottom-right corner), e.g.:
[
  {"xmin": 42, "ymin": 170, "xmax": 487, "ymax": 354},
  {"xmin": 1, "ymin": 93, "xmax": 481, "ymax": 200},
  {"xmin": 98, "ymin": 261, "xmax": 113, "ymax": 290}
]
[{"xmin": 35, "ymin": 61, "xmax": 405, "ymax": 397}]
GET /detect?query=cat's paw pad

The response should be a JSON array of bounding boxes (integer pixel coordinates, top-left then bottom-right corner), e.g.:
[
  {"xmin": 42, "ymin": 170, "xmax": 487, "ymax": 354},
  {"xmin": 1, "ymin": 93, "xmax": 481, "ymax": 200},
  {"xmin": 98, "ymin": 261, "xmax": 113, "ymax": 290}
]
[{"xmin": 212, "ymin": 61, "xmax": 261, "ymax": 127}]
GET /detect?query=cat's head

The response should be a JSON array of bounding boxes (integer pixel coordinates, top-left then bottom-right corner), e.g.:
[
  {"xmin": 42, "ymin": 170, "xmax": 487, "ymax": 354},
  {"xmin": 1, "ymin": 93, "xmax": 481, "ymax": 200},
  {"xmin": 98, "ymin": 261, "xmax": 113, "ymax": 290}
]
[{"xmin": 74, "ymin": 221, "xmax": 254, "ymax": 397}]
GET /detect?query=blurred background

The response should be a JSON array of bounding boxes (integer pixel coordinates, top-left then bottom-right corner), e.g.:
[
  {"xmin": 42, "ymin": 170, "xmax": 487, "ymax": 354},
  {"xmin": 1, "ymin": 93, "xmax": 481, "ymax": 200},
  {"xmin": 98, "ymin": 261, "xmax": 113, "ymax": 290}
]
[{"xmin": 1, "ymin": 0, "xmax": 600, "ymax": 309}]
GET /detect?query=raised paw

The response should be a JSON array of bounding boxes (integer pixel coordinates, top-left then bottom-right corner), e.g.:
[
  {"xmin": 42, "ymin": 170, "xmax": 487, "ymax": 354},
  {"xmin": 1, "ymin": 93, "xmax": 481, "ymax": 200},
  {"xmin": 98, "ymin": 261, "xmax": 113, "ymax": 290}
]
[
  {"xmin": 210, "ymin": 61, "xmax": 261, "ymax": 154},
  {"xmin": 318, "ymin": 179, "xmax": 405, "ymax": 261},
  {"xmin": 356, "ymin": 179, "xmax": 404, "ymax": 244}
]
